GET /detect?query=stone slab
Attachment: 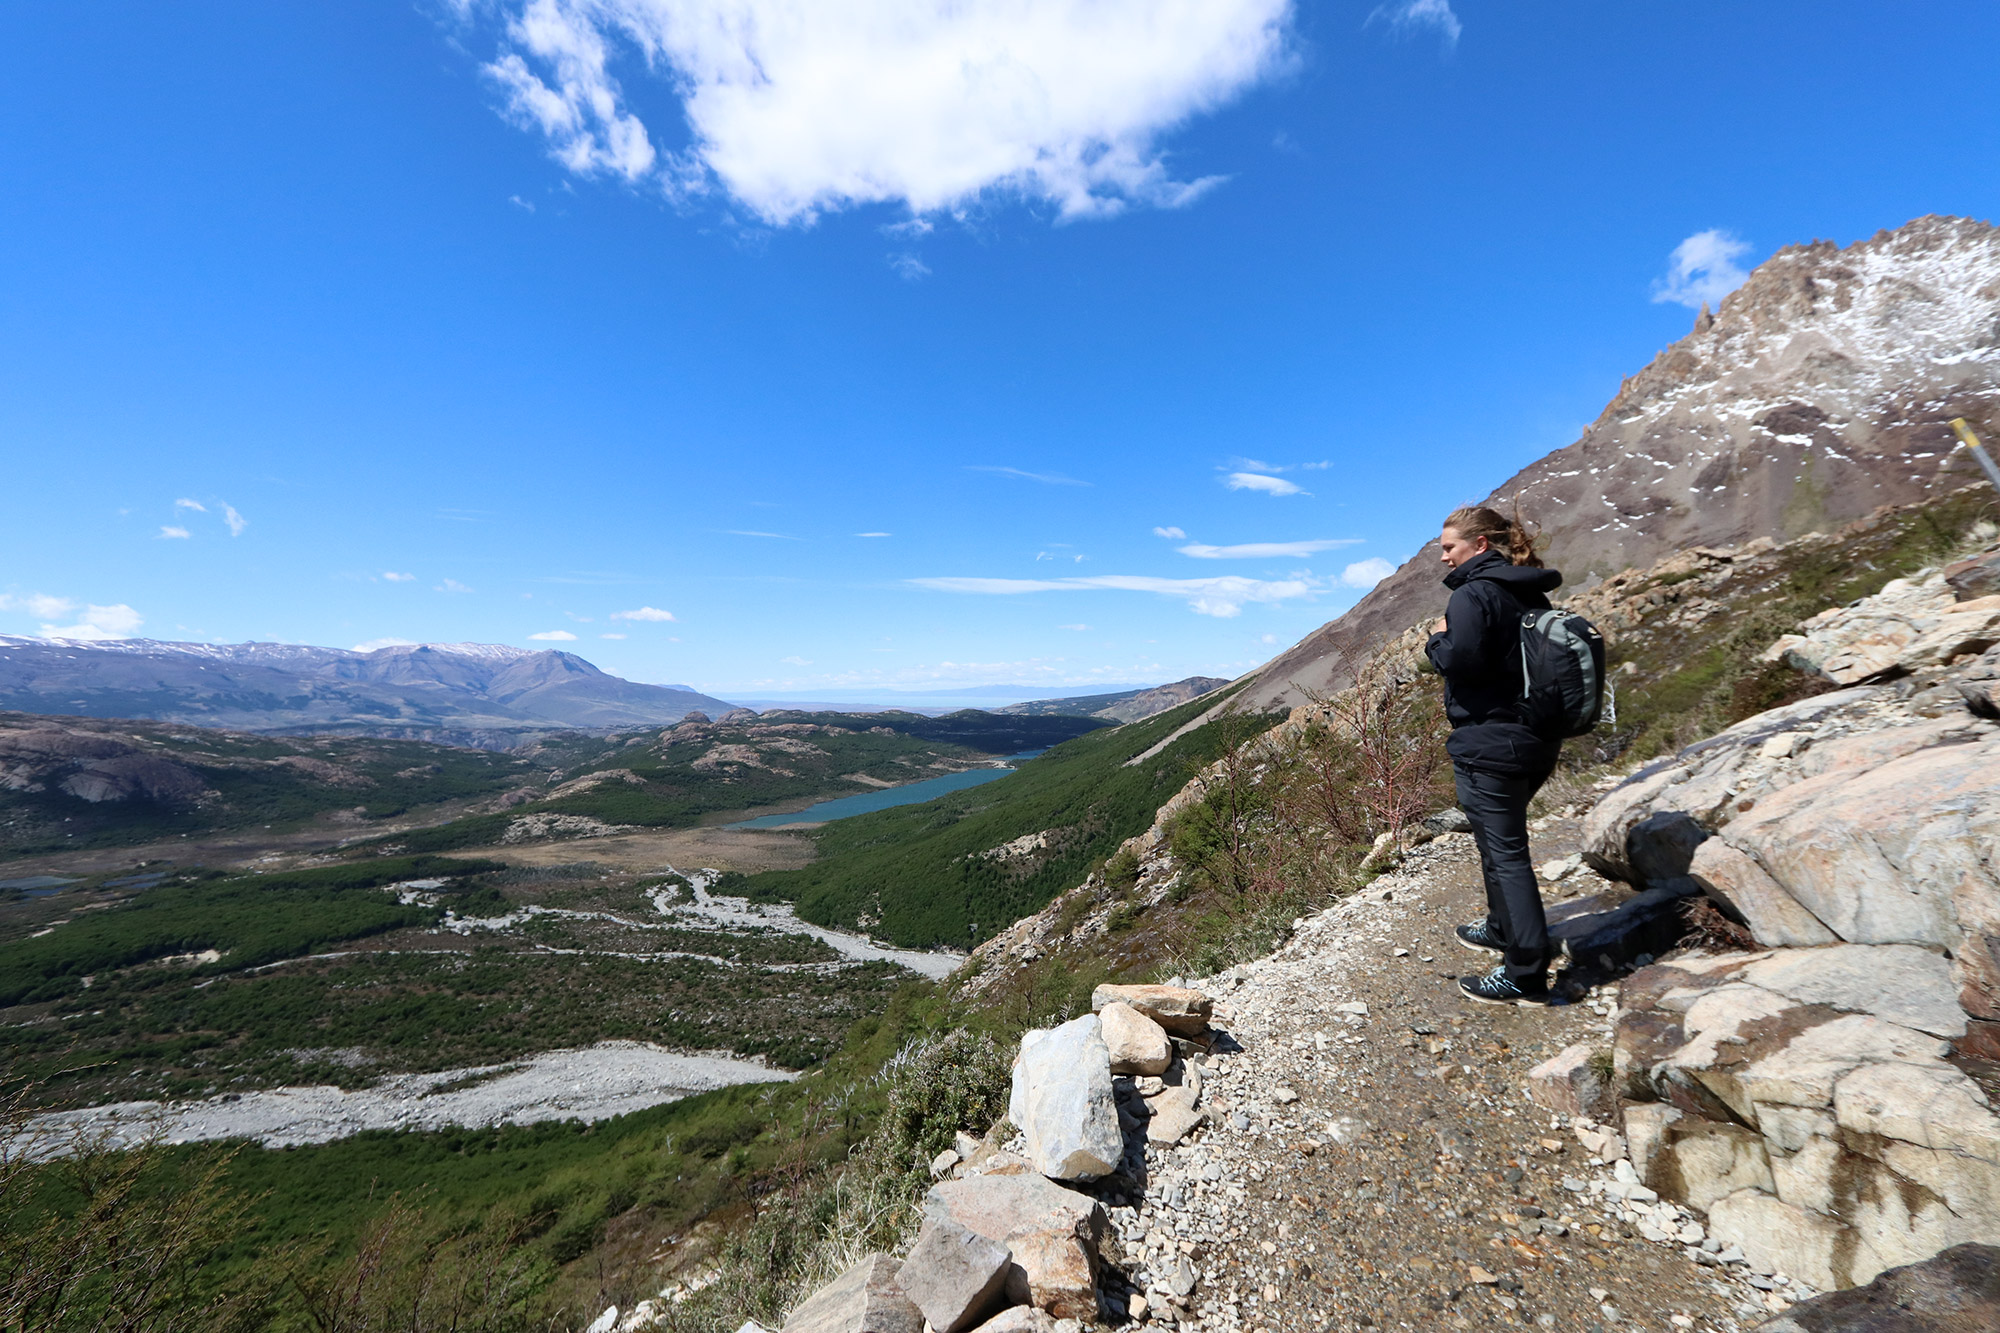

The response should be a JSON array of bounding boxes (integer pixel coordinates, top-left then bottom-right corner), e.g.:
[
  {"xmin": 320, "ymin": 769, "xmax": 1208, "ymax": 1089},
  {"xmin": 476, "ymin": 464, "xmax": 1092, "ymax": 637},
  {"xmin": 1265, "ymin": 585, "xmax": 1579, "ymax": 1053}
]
[{"xmin": 781, "ymin": 1254, "xmax": 922, "ymax": 1333}]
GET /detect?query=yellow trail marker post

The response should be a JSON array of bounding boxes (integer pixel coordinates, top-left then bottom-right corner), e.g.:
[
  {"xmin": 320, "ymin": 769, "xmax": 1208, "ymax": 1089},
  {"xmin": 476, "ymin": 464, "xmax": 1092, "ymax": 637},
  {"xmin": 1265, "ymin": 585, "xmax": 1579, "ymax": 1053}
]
[{"xmin": 1950, "ymin": 418, "xmax": 2000, "ymax": 494}]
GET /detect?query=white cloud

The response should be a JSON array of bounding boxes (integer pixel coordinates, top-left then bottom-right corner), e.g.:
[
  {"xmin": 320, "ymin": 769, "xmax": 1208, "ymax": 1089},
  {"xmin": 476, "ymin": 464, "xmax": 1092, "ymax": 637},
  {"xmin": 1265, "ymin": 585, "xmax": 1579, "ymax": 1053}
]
[
  {"xmin": 908, "ymin": 572, "xmax": 1315, "ymax": 618},
  {"xmin": 1152, "ymin": 526, "xmax": 1186, "ymax": 539},
  {"xmin": 38, "ymin": 603, "xmax": 145, "ymax": 641},
  {"xmin": 888, "ymin": 253, "xmax": 931, "ymax": 281},
  {"xmin": 855, "ymin": 531, "xmax": 892, "ymax": 538},
  {"xmin": 1178, "ymin": 538, "xmax": 1358, "ymax": 559},
  {"xmin": 1260, "ymin": 632, "xmax": 1278, "ymax": 644},
  {"xmin": 471, "ymin": 0, "xmax": 1293, "ymax": 225},
  {"xmin": 1223, "ymin": 472, "xmax": 1306, "ymax": 497},
  {"xmin": 383, "ymin": 571, "xmax": 417, "ymax": 582},
  {"xmin": 968, "ymin": 466, "xmax": 1089, "ymax": 487},
  {"xmin": 174, "ymin": 498, "xmax": 207, "ymax": 512},
  {"xmin": 354, "ymin": 637, "xmax": 419, "ymax": 652},
  {"xmin": 529, "ymin": 629, "xmax": 580, "ymax": 641},
  {"xmin": 601, "ymin": 632, "xmax": 628, "ymax": 639},
  {"xmin": 781, "ymin": 655, "xmax": 812, "ymax": 666},
  {"xmin": 612, "ymin": 606, "xmax": 676, "ymax": 621},
  {"xmin": 0, "ymin": 593, "xmax": 77, "ymax": 620},
  {"xmin": 726, "ymin": 529, "xmax": 800, "ymax": 539},
  {"xmin": 221, "ymin": 503, "xmax": 248, "ymax": 537},
  {"xmin": 436, "ymin": 578, "xmax": 475, "ymax": 593},
  {"xmin": 1371, "ymin": 0, "xmax": 1461, "ymax": 49},
  {"xmin": 1339, "ymin": 556, "xmax": 1397, "ymax": 588},
  {"xmin": 159, "ymin": 525, "xmax": 192, "ymax": 539},
  {"xmin": 1652, "ymin": 229, "xmax": 1753, "ymax": 309},
  {"xmin": 1057, "ymin": 623, "xmax": 1090, "ymax": 631}
]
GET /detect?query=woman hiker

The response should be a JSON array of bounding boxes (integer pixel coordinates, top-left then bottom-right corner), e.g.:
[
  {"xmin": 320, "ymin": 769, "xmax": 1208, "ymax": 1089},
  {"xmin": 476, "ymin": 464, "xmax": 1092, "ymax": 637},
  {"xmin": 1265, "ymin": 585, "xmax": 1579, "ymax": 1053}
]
[{"xmin": 1424, "ymin": 504, "xmax": 1564, "ymax": 1005}]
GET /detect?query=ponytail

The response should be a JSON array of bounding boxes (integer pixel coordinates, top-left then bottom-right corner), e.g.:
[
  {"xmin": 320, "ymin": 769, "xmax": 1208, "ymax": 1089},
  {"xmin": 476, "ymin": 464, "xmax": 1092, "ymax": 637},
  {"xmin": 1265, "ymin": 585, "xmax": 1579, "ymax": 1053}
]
[{"xmin": 1442, "ymin": 503, "xmax": 1544, "ymax": 568}]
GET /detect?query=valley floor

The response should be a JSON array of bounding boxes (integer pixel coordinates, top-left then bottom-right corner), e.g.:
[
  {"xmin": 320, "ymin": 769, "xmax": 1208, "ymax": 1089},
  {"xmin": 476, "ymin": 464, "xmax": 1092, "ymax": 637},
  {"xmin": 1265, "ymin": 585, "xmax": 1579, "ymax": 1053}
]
[{"xmin": 1111, "ymin": 828, "xmax": 1793, "ymax": 1333}]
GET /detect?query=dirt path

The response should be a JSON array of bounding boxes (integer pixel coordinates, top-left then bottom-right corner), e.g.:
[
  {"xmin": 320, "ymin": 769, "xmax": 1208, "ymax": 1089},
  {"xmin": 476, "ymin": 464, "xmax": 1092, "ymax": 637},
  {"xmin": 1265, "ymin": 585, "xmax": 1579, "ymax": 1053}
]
[{"xmin": 1109, "ymin": 828, "xmax": 1796, "ymax": 1333}]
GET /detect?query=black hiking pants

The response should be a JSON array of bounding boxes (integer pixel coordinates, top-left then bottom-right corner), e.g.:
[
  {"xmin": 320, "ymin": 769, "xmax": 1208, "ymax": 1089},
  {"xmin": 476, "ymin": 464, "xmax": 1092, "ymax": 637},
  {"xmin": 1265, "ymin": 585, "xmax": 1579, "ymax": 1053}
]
[{"xmin": 1453, "ymin": 762, "xmax": 1554, "ymax": 987}]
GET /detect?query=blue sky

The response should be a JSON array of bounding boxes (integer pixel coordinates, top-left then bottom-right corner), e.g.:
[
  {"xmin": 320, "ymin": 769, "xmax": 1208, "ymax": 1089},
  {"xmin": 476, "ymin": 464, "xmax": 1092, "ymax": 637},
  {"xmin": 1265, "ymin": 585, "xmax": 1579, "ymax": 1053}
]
[{"xmin": 3, "ymin": 1, "xmax": 1997, "ymax": 702}]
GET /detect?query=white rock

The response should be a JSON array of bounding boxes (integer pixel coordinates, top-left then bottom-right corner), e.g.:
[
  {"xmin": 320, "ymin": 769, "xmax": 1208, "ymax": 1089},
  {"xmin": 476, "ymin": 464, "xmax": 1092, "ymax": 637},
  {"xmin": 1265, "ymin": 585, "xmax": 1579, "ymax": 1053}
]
[
  {"xmin": 1009, "ymin": 1015, "xmax": 1122, "ymax": 1181},
  {"xmin": 1100, "ymin": 1002, "xmax": 1173, "ymax": 1076}
]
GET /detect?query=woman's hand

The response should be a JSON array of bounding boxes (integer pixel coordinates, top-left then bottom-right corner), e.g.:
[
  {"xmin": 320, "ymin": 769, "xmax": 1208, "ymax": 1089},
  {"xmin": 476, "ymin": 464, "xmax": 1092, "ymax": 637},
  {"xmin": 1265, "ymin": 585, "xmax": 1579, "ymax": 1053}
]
[{"xmin": 1431, "ymin": 617, "xmax": 1448, "ymax": 635}]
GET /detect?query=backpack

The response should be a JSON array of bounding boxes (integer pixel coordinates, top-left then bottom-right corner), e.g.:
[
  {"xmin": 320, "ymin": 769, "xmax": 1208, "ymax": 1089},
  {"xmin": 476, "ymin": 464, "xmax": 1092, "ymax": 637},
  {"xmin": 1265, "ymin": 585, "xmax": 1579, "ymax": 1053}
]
[{"xmin": 1517, "ymin": 607, "xmax": 1607, "ymax": 737}]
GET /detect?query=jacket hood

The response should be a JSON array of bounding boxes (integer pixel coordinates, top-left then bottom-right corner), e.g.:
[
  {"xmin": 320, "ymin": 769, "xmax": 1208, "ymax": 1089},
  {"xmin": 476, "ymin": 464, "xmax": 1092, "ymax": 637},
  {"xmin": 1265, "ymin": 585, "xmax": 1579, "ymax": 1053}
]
[{"xmin": 1442, "ymin": 549, "xmax": 1564, "ymax": 595}]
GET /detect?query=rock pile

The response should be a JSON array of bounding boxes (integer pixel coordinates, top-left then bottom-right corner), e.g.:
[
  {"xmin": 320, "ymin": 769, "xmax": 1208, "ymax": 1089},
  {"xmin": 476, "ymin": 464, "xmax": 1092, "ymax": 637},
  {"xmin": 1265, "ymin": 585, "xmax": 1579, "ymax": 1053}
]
[{"xmin": 763, "ymin": 987, "xmax": 1220, "ymax": 1333}]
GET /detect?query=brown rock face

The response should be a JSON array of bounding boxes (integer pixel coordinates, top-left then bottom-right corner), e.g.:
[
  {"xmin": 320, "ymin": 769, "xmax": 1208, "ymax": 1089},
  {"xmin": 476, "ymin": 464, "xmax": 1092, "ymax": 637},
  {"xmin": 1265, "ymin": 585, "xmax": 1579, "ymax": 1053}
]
[{"xmin": 1237, "ymin": 215, "xmax": 2000, "ymax": 715}]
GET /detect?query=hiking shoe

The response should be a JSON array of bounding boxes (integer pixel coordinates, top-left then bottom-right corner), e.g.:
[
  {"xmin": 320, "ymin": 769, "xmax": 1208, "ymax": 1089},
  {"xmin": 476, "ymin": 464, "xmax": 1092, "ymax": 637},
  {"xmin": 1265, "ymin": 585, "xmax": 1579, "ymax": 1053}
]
[
  {"xmin": 1458, "ymin": 966, "xmax": 1552, "ymax": 1006},
  {"xmin": 1455, "ymin": 920, "xmax": 1504, "ymax": 955}
]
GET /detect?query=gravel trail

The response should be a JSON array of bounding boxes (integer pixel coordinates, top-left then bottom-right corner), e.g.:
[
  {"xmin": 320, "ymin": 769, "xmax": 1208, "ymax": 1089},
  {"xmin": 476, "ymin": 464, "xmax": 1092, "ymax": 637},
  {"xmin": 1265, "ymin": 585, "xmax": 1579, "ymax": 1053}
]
[{"xmin": 1095, "ymin": 826, "xmax": 1802, "ymax": 1333}]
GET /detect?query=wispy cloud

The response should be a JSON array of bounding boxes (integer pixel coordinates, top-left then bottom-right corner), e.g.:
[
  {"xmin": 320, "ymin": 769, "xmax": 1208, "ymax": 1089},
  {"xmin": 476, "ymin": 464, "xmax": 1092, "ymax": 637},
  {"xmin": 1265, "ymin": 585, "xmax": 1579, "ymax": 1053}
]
[
  {"xmin": 1152, "ymin": 526, "xmax": 1187, "ymax": 539},
  {"xmin": 1223, "ymin": 472, "xmax": 1307, "ymax": 497},
  {"xmin": 967, "ymin": 466, "xmax": 1090, "ymax": 487},
  {"xmin": 1653, "ymin": 229, "xmax": 1754, "ymax": 309},
  {"xmin": 611, "ymin": 606, "xmax": 676, "ymax": 622},
  {"xmin": 1057, "ymin": 623, "xmax": 1091, "ymax": 631},
  {"xmin": 383, "ymin": 571, "xmax": 416, "ymax": 583},
  {"xmin": 1178, "ymin": 538, "xmax": 1359, "ymax": 559},
  {"xmin": 221, "ymin": 503, "xmax": 248, "ymax": 537},
  {"xmin": 1370, "ymin": 0, "xmax": 1462, "ymax": 50},
  {"xmin": 159, "ymin": 526, "xmax": 192, "ymax": 540},
  {"xmin": 465, "ymin": 0, "xmax": 1293, "ymax": 225},
  {"xmin": 1340, "ymin": 557, "xmax": 1398, "ymax": 588},
  {"xmin": 781, "ymin": 655, "xmax": 812, "ymax": 666},
  {"xmin": 600, "ymin": 632, "xmax": 627, "ymax": 639},
  {"xmin": 908, "ymin": 573, "xmax": 1316, "ymax": 618},
  {"xmin": 174, "ymin": 498, "xmax": 207, "ymax": 513},
  {"xmin": 725, "ymin": 530, "xmax": 802, "ymax": 540},
  {"xmin": 888, "ymin": 253, "xmax": 931, "ymax": 281},
  {"xmin": 354, "ymin": 637, "xmax": 419, "ymax": 652},
  {"xmin": 0, "ymin": 594, "xmax": 146, "ymax": 642},
  {"xmin": 529, "ymin": 629, "xmax": 579, "ymax": 641},
  {"xmin": 436, "ymin": 578, "xmax": 474, "ymax": 594},
  {"xmin": 855, "ymin": 532, "xmax": 892, "ymax": 538}
]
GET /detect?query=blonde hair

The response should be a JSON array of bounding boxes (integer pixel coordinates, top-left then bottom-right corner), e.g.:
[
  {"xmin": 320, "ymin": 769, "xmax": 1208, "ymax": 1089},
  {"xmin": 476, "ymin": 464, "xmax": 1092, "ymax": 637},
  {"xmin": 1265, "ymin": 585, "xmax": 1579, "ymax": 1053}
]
[{"xmin": 1443, "ymin": 504, "xmax": 1543, "ymax": 568}]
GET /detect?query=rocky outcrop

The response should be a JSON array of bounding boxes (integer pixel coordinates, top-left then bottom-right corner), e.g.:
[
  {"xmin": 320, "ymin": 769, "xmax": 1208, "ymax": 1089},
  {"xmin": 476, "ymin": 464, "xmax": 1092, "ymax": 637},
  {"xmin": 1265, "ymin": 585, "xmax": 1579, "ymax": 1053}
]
[
  {"xmin": 1612, "ymin": 946, "xmax": 2000, "ymax": 1291},
  {"xmin": 1566, "ymin": 550, "xmax": 2000, "ymax": 1294},
  {"xmin": 1583, "ymin": 555, "xmax": 2000, "ymax": 1036}
]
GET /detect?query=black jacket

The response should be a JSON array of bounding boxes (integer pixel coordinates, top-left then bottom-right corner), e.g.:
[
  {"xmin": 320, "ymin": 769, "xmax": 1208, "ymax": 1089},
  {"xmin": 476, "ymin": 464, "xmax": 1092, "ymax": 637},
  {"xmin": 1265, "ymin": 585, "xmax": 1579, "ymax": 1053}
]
[{"xmin": 1424, "ymin": 550, "xmax": 1564, "ymax": 775}]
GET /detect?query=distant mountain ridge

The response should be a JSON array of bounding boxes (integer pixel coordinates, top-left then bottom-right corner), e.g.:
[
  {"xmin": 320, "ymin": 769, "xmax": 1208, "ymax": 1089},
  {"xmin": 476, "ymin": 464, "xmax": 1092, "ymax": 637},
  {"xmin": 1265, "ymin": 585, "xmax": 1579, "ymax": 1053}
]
[
  {"xmin": 0, "ymin": 637, "xmax": 737, "ymax": 748},
  {"xmin": 996, "ymin": 676, "xmax": 1230, "ymax": 723}
]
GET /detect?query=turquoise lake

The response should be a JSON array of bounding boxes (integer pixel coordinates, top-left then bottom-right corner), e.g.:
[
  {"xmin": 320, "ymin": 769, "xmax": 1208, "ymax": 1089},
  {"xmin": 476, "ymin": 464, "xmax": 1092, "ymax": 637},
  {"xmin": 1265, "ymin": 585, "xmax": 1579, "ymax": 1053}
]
[{"xmin": 727, "ymin": 752, "xmax": 1042, "ymax": 829}]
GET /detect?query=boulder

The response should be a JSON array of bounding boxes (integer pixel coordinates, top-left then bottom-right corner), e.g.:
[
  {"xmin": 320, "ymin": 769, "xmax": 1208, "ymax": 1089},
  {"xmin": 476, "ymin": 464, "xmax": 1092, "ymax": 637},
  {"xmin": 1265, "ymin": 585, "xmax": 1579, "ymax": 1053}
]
[
  {"xmin": 781, "ymin": 1255, "xmax": 922, "ymax": 1333},
  {"xmin": 1009, "ymin": 1016, "xmax": 1122, "ymax": 1180},
  {"xmin": 924, "ymin": 1174, "xmax": 1108, "ymax": 1318},
  {"xmin": 1089, "ymin": 984, "xmax": 1213, "ymax": 1036},
  {"xmin": 897, "ymin": 1216, "xmax": 1013, "ymax": 1333},
  {"xmin": 1754, "ymin": 1241, "xmax": 2000, "ymax": 1332},
  {"xmin": 1098, "ymin": 1002, "xmax": 1172, "ymax": 1076},
  {"xmin": 1525, "ymin": 1043, "xmax": 1613, "ymax": 1120}
]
